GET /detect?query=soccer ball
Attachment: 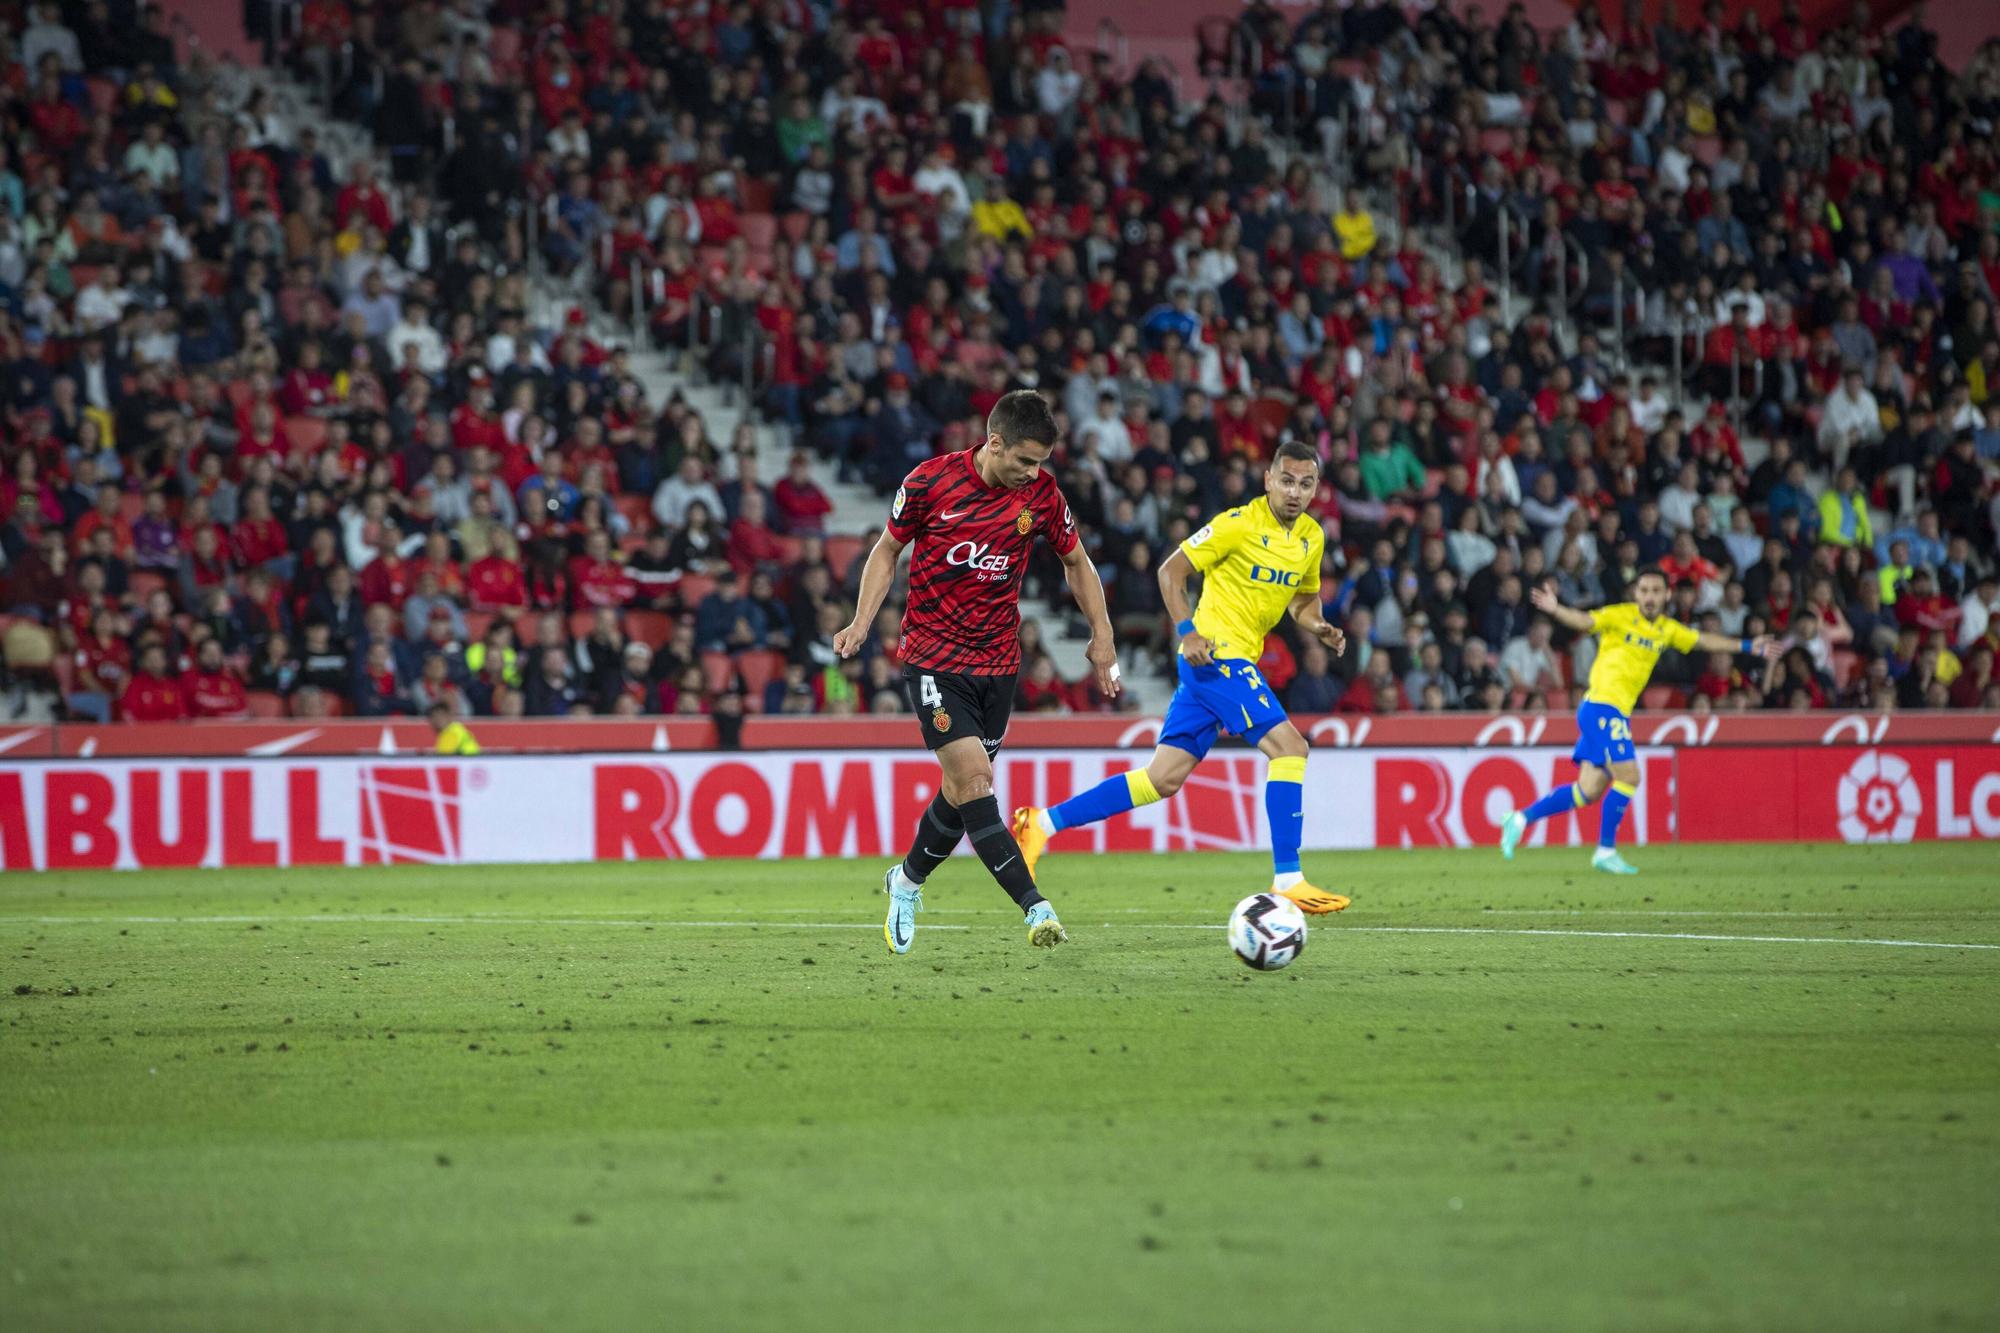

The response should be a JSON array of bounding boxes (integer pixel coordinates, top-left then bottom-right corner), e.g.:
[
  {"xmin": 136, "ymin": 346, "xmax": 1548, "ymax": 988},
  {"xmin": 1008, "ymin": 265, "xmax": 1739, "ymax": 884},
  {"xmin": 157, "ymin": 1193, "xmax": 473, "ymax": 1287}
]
[{"xmin": 1228, "ymin": 893, "xmax": 1308, "ymax": 971}]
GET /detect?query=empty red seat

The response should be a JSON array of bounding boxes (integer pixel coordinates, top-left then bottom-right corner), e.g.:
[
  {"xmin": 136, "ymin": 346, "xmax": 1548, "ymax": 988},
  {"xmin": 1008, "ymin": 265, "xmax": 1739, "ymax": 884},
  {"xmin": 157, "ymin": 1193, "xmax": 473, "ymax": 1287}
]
[
  {"xmin": 734, "ymin": 649, "xmax": 785, "ymax": 696},
  {"xmin": 624, "ymin": 609, "xmax": 673, "ymax": 648}
]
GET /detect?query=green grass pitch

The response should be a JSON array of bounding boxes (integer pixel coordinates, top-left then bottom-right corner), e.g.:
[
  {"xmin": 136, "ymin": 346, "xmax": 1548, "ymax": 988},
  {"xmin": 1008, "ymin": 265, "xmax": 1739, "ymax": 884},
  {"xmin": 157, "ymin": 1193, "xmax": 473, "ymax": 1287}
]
[{"xmin": 3, "ymin": 843, "xmax": 1998, "ymax": 1332}]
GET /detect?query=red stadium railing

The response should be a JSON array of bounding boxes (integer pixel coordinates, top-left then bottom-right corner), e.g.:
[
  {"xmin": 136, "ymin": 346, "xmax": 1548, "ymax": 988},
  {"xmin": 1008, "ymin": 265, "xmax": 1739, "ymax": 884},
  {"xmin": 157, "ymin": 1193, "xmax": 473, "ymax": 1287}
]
[{"xmin": 1, "ymin": 711, "xmax": 1995, "ymax": 758}]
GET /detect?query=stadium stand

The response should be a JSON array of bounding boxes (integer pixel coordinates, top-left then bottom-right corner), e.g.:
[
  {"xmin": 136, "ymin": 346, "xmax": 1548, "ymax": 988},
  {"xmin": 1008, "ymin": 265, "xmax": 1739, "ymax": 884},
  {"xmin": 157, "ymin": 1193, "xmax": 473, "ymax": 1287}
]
[{"xmin": 1, "ymin": 0, "xmax": 1996, "ymax": 726}]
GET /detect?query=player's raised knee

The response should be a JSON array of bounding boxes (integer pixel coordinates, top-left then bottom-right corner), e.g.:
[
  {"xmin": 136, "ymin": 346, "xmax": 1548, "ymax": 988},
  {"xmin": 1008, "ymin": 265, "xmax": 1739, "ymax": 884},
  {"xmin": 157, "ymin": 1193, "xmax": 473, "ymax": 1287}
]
[{"xmin": 944, "ymin": 772, "xmax": 994, "ymax": 806}]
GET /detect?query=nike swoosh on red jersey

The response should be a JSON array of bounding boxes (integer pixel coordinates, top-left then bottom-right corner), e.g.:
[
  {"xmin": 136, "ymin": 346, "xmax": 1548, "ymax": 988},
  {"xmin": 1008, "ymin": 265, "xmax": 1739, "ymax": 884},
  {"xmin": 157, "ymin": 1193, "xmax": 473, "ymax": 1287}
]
[{"xmin": 939, "ymin": 509, "xmax": 969, "ymax": 521}]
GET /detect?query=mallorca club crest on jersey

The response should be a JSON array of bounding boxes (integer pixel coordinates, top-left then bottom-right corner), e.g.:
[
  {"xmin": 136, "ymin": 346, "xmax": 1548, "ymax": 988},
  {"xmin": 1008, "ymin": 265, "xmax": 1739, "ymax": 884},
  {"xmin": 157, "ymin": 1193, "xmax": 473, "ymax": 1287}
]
[
  {"xmin": 932, "ymin": 708, "xmax": 953, "ymax": 734},
  {"xmin": 1015, "ymin": 509, "xmax": 1033, "ymax": 536}
]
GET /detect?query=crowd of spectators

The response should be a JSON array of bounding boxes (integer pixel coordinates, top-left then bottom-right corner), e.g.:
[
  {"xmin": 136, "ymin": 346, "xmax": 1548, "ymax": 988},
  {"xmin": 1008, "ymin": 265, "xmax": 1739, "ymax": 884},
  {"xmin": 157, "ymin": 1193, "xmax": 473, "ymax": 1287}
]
[{"xmin": 1, "ymin": 0, "xmax": 1997, "ymax": 726}]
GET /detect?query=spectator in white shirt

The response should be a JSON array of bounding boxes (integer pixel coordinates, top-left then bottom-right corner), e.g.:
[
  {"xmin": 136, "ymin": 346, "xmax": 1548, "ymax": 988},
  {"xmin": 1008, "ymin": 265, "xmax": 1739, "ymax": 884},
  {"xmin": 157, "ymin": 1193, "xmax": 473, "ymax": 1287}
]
[
  {"xmin": 21, "ymin": 3, "xmax": 81, "ymax": 72},
  {"xmin": 388, "ymin": 298, "xmax": 447, "ymax": 375},
  {"xmin": 1630, "ymin": 375, "xmax": 1669, "ymax": 433},
  {"xmin": 652, "ymin": 456, "xmax": 726, "ymax": 531},
  {"xmin": 1035, "ymin": 48, "xmax": 1082, "ymax": 118},
  {"xmin": 74, "ymin": 267, "xmax": 131, "ymax": 332},
  {"xmin": 1817, "ymin": 367, "xmax": 1882, "ymax": 472},
  {"xmin": 1500, "ymin": 619, "xmax": 1563, "ymax": 693},
  {"xmin": 1959, "ymin": 573, "xmax": 1999, "ymax": 650},
  {"xmin": 912, "ymin": 146, "xmax": 971, "ymax": 242},
  {"xmin": 1657, "ymin": 461, "xmax": 1703, "ymax": 534},
  {"xmin": 1076, "ymin": 392, "xmax": 1134, "ymax": 466},
  {"xmin": 123, "ymin": 122, "xmax": 180, "ymax": 190}
]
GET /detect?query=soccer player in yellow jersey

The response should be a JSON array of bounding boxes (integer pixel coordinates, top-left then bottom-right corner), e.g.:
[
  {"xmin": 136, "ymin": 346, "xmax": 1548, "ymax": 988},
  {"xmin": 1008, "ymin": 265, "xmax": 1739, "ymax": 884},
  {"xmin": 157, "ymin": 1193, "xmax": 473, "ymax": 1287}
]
[
  {"xmin": 1501, "ymin": 569, "xmax": 1775, "ymax": 873},
  {"xmin": 1012, "ymin": 441, "xmax": 1353, "ymax": 914}
]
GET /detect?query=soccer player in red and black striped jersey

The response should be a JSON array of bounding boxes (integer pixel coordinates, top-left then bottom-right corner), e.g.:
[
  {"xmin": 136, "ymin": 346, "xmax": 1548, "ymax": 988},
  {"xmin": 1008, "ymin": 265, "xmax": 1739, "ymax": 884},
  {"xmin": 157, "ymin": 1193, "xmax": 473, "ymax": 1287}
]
[{"xmin": 835, "ymin": 391, "xmax": 1121, "ymax": 954}]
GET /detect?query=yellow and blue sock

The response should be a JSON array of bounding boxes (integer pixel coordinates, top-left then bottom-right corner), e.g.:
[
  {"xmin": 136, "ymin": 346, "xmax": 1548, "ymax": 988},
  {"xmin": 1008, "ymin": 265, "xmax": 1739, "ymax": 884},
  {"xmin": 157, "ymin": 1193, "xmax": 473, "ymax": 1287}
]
[
  {"xmin": 1266, "ymin": 755, "xmax": 1306, "ymax": 878},
  {"xmin": 1598, "ymin": 781, "xmax": 1636, "ymax": 849},
  {"xmin": 1043, "ymin": 768, "xmax": 1162, "ymax": 834},
  {"xmin": 1521, "ymin": 783, "xmax": 1588, "ymax": 825}
]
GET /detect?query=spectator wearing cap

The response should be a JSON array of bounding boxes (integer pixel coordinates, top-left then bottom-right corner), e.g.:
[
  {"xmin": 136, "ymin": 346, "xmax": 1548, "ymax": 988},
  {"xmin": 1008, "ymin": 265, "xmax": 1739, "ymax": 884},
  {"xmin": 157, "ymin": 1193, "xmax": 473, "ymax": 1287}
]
[
  {"xmin": 773, "ymin": 452, "xmax": 833, "ymax": 536},
  {"xmin": 696, "ymin": 568, "xmax": 768, "ymax": 654},
  {"xmin": 862, "ymin": 372, "xmax": 937, "ymax": 496}
]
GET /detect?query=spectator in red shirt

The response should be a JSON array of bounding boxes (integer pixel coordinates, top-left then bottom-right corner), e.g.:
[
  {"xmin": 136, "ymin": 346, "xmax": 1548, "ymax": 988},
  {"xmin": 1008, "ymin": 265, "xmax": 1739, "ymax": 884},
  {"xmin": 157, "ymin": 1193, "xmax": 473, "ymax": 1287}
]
[
  {"xmin": 230, "ymin": 487, "xmax": 291, "ymax": 574},
  {"xmin": 773, "ymin": 452, "xmax": 833, "ymax": 535},
  {"xmin": 71, "ymin": 486, "xmax": 133, "ymax": 559},
  {"xmin": 359, "ymin": 525, "xmax": 414, "ymax": 608},
  {"xmin": 70, "ymin": 607, "xmax": 132, "ymax": 722},
  {"xmin": 726, "ymin": 491, "xmax": 787, "ymax": 576},
  {"xmin": 567, "ymin": 529, "xmax": 638, "ymax": 610},
  {"xmin": 119, "ymin": 643, "xmax": 188, "ymax": 721},
  {"xmin": 182, "ymin": 638, "xmax": 250, "ymax": 719},
  {"xmin": 334, "ymin": 159, "xmax": 394, "ymax": 234},
  {"xmin": 467, "ymin": 533, "xmax": 529, "ymax": 611}
]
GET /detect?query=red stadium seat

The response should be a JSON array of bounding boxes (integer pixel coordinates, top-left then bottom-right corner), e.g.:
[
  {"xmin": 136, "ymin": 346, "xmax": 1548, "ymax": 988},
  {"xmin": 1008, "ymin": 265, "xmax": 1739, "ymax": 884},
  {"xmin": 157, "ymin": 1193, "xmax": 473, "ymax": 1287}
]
[
  {"xmin": 285, "ymin": 415, "xmax": 328, "ymax": 455},
  {"xmin": 678, "ymin": 574, "xmax": 716, "ymax": 607},
  {"xmin": 1248, "ymin": 396, "xmax": 1290, "ymax": 441},
  {"xmin": 118, "ymin": 492, "xmax": 145, "ymax": 522},
  {"xmin": 225, "ymin": 378, "xmax": 254, "ymax": 409},
  {"xmin": 1830, "ymin": 649, "xmax": 1859, "ymax": 694},
  {"xmin": 624, "ymin": 609, "xmax": 673, "ymax": 649},
  {"xmin": 245, "ymin": 690, "xmax": 286, "ymax": 718},
  {"xmin": 463, "ymin": 610, "xmax": 495, "ymax": 645},
  {"xmin": 742, "ymin": 213, "xmax": 778, "ymax": 252},
  {"xmin": 1544, "ymin": 687, "xmax": 1570, "ymax": 710},
  {"xmin": 489, "ymin": 25, "xmax": 523, "ymax": 78},
  {"xmin": 568, "ymin": 610, "xmax": 599, "ymax": 640},
  {"xmin": 780, "ymin": 211, "xmax": 812, "ymax": 244},
  {"xmin": 1641, "ymin": 685, "xmax": 1684, "ymax": 710},
  {"xmin": 825, "ymin": 536, "xmax": 867, "ymax": 580},
  {"xmin": 128, "ymin": 570, "xmax": 169, "ymax": 603},
  {"xmin": 741, "ymin": 178, "xmax": 777, "ymax": 215},
  {"xmin": 614, "ymin": 494, "xmax": 652, "ymax": 534},
  {"xmin": 734, "ymin": 649, "xmax": 785, "ymax": 696},
  {"xmin": 700, "ymin": 650, "xmax": 736, "ymax": 693}
]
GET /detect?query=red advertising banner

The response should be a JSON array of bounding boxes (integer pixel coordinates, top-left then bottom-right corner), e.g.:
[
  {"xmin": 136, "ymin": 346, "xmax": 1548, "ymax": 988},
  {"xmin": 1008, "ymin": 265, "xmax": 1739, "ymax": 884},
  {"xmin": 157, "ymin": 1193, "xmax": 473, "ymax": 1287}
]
[
  {"xmin": 2, "ymin": 743, "xmax": 1993, "ymax": 872},
  {"xmin": 1677, "ymin": 746, "xmax": 2000, "ymax": 844},
  {"xmin": 1, "ymin": 711, "xmax": 1995, "ymax": 759}
]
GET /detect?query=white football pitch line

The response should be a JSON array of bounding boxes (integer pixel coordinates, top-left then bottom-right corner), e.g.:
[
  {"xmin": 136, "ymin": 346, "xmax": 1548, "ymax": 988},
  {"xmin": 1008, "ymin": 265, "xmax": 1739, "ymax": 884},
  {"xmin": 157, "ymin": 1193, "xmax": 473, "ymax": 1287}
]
[{"xmin": 5, "ymin": 914, "xmax": 1996, "ymax": 951}]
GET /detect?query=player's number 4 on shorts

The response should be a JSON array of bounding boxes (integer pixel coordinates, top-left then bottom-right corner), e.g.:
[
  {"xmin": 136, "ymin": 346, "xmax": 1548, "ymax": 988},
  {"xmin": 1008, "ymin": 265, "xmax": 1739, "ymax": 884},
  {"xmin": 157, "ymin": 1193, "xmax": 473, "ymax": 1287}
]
[{"xmin": 919, "ymin": 675, "xmax": 943, "ymax": 708}]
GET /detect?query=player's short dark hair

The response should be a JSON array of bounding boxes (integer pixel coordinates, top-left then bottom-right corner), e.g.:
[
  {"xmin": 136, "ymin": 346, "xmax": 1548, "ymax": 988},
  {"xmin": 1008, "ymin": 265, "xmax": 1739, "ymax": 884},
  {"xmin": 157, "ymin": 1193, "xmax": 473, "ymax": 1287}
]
[
  {"xmin": 986, "ymin": 390, "xmax": 1057, "ymax": 451},
  {"xmin": 1270, "ymin": 439, "xmax": 1321, "ymax": 471},
  {"xmin": 1633, "ymin": 565, "xmax": 1669, "ymax": 585}
]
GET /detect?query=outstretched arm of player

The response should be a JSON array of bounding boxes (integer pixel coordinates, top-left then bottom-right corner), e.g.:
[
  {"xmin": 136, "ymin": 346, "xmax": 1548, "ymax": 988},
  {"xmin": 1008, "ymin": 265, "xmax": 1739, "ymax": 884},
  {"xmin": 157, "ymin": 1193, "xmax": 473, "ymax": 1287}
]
[
  {"xmin": 1158, "ymin": 547, "xmax": 1214, "ymax": 666},
  {"xmin": 1693, "ymin": 629, "xmax": 1780, "ymax": 661},
  {"xmin": 1287, "ymin": 591, "xmax": 1346, "ymax": 657},
  {"xmin": 834, "ymin": 529, "xmax": 908, "ymax": 658},
  {"xmin": 1528, "ymin": 581, "xmax": 1598, "ymax": 635},
  {"xmin": 1057, "ymin": 540, "xmax": 1122, "ymax": 699}
]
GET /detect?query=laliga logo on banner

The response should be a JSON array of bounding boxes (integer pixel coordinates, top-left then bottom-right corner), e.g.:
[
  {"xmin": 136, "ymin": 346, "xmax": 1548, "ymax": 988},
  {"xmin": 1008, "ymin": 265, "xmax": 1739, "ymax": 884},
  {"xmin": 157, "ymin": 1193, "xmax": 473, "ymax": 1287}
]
[
  {"xmin": 1307, "ymin": 716, "xmax": 1372, "ymax": 747},
  {"xmin": 1821, "ymin": 714, "xmax": 1892, "ymax": 745},
  {"xmin": 944, "ymin": 541, "xmax": 1011, "ymax": 573},
  {"xmin": 1473, "ymin": 715, "xmax": 1546, "ymax": 747},
  {"xmin": 1836, "ymin": 751, "xmax": 1921, "ymax": 843},
  {"xmin": 1645, "ymin": 714, "xmax": 1719, "ymax": 746}
]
